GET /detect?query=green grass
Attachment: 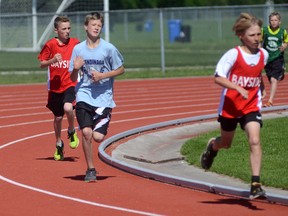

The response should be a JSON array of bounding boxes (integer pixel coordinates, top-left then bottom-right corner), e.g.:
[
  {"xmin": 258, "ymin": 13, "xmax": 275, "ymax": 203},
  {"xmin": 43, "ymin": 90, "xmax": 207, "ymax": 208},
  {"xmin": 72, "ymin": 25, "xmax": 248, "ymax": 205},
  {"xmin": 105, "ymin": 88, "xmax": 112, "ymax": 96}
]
[
  {"xmin": 181, "ymin": 117, "xmax": 288, "ymax": 190},
  {"xmin": 0, "ymin": 51, "xmax": 40, "ymax": 71}
]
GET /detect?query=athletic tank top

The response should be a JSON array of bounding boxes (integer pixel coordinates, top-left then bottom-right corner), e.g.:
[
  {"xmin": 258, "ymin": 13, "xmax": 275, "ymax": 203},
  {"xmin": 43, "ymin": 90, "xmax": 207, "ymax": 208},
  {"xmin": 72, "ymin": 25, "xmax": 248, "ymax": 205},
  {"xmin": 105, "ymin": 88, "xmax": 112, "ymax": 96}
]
[{"xmin": 219, "ymin": 47, "xmax": 264, "ymax": 118}]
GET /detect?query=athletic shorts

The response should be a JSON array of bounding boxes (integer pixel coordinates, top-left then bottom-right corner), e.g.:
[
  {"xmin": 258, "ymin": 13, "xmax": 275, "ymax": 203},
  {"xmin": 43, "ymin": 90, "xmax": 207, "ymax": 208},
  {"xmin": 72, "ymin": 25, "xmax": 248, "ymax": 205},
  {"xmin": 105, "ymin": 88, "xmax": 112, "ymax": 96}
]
[
  {"xmin": 218, "ymin": 111, "xmax": 263, "ymax": 132},
  {"xmin": 75, "ymin": 102, "xmax": 112, "ymax": 135},
  {"xmin": 46, "ymin": 86, "xmax": 76, "ymax": 117},
  {"xmin": 265, "ymin": 56, "xmax": 285, "ymax": 82}
]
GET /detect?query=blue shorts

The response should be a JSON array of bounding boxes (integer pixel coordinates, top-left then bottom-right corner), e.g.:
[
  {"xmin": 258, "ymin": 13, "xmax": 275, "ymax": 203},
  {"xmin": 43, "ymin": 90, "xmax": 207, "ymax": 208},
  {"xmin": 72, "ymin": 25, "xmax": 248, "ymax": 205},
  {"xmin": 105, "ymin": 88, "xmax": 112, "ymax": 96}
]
[
  {"xmin": 218, "ymin": 112, "xmax": 263, "ymax": 132},
  {"xmin": 75, "ymin": 102, "xmax": 112, "ymax": 135}
]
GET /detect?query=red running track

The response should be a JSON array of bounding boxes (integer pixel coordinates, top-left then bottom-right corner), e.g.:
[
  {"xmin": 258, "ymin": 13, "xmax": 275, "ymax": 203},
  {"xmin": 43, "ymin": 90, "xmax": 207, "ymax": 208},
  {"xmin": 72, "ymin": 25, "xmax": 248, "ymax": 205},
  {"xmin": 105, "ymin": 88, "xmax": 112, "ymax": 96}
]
[{"xmin": 0, "ymin": 77, "xmax": 288, "ymax": 216}]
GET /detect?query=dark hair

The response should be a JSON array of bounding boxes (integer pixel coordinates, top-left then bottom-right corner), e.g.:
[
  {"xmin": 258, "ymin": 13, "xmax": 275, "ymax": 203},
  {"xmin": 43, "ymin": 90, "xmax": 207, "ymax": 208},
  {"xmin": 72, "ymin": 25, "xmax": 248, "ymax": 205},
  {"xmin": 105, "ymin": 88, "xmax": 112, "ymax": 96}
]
[{"xmin": 54, "ymin": 16, "xmax": 70, "ymax": 29}]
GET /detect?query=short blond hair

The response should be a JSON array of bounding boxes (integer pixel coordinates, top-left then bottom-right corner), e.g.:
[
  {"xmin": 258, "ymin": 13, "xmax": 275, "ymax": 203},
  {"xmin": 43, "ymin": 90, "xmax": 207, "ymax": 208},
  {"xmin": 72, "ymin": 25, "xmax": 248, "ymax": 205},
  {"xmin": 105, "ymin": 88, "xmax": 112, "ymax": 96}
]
[
  {"xmin": 269, "ymin": 12, "xmax": 281, "ymax": 21},
  {"xmin": 232, "ymin": 13, "xmax": 262, "ymax": 37},
  {"xmin": 84, "ymin": 12, "xmax": 104, "ymax": 27}
]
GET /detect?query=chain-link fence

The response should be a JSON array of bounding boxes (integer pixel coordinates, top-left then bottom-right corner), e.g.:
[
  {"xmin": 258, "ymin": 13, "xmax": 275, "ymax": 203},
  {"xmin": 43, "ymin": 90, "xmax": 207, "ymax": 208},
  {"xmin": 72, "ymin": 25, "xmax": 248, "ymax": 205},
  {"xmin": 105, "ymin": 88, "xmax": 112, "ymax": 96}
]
[{"xmin": 0, "ymin": 1, "xmax": 288, "ymax": 70}]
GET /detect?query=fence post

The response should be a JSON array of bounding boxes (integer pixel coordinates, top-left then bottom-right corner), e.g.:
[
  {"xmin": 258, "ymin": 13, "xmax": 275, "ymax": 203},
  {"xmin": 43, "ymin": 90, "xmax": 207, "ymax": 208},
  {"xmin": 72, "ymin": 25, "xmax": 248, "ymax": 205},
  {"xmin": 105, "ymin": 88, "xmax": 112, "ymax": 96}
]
[
  {"xmin": 159, "ymin": 9, "xmax": 165, "ymax": 76},
  {"xmin": 32, "ymin": 0, "xmax": 37, "ymax": 51}
]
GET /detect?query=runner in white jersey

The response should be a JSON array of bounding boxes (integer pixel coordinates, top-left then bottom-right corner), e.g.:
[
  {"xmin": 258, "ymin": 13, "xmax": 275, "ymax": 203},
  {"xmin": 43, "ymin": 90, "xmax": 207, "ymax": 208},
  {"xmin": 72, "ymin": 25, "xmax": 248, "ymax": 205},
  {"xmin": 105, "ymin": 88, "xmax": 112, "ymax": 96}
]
[
  {"xmin": 216, "ymin": 46, "xmax": 268, "ymax": 117},
  {"xmin": 200, "ymin": 13, "xmax": 269, "ymax": 200},
  {"xmin": 69, "ymin": 12, "xmax": 125, "ymax": 182}
]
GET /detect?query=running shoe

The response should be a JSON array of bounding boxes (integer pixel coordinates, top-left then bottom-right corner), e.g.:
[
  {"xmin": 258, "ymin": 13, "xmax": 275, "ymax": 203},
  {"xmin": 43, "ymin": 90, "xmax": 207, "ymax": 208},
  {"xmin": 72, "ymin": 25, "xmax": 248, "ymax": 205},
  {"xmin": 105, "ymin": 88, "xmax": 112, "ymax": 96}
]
[
  {"xmin": 200, "ymin": 137, "xmax": 218, "ymax": 170},
  {"xmin": 54, "ymin": 141, "xmax": 64, "ymax": 161},
  {"xmin": 249, "ymin": 182, "xmax": 266, "ymax": 200},
  {"xmin": 68, "ymin": 129, "xmax": 79, "ymax": 149},
  {"xmin": 84, "ymin": 168, "xmax": 97, "ymax": 182}
]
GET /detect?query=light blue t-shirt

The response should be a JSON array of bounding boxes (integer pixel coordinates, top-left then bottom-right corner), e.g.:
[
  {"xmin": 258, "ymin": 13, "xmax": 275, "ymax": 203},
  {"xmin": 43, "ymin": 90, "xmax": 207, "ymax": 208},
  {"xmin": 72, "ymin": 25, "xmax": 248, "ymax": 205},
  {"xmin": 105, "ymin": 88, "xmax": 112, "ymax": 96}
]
[{"xmin": 69, "ymin": 38, "xmax": 124, "ymax": 108}]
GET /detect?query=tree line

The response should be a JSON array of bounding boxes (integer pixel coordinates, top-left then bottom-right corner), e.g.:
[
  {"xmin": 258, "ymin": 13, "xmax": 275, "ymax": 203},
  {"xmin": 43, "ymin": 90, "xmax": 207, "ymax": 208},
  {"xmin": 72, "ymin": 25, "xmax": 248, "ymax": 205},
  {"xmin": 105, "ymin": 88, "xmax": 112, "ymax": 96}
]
[{"xmin": 110, "ymin": 0, "xmax": 286, "ymax": 10}]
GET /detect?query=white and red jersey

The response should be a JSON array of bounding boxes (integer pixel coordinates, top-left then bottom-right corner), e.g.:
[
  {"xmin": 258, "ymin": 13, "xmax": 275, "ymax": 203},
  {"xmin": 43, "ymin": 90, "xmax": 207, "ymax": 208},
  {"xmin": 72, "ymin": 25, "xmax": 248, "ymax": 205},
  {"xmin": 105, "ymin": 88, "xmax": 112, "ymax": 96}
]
[
  {"xmin": 216, "ymin": 46, "xmax": 268, "ymax": 118},
  {"xmin": 38, "ymin": 37, "xmax": 80, "ymax": 93}
]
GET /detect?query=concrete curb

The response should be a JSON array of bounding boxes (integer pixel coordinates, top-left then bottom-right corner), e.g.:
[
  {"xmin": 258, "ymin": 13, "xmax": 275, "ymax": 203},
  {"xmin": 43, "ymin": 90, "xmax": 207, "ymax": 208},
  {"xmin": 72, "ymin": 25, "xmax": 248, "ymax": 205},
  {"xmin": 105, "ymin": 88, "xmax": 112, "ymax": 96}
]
[{"xmin": 98, "ymin": 106, "xmax": 288, "ymax": 205}]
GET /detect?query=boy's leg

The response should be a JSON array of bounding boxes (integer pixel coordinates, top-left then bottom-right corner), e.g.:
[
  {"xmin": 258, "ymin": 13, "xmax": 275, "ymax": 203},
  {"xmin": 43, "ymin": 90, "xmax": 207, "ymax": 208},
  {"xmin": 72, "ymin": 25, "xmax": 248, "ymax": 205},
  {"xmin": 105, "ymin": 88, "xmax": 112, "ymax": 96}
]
[
  {"xmin": 81, "ymin": 127, "xmax": 97, "ymax": 182},
  {"xmin": 267, "ymin": 77, "xmax": 277, "ymax": 105},
  {"xmin": 265, "ymin": 57, "xmax": 285, "ymax": 106},
  {"xmin": 47, "ymin": 91, "xmax": 66, "ymax": 160},
  {"xmin": 244, "ymin": 121, "xmax": 266, "ymax": 199},
  {"xmin": 201, "ymin": 117, "xmax": 236, "ymax": 170},
  {"xmin": 82, "ymin": 127, "xmax": 95, "ymax": 169},
  {"xmin": 63, "ymin": 87, "xmax": 79, "ymax": 149},
  {"xmin": 54, "ymin": 115, "xmax": 64, "ymax": 160},
  {"xmin": 64, "ymin": 102, "xmax": 79, "ymax": 149},
  {"xmin": 54, "ymin": 115, "xmax": 63, "ymax": 144},
  {"xmin": 64, "ymin": 102, "xmax": 75, "ymax": 132},
  {"xmin": 244, "ymin": 121, "xmax": 262, "ymax": 177},
  {"xmin": 200, "ymin": 131, "xmax": 235, "ymax": 170}
]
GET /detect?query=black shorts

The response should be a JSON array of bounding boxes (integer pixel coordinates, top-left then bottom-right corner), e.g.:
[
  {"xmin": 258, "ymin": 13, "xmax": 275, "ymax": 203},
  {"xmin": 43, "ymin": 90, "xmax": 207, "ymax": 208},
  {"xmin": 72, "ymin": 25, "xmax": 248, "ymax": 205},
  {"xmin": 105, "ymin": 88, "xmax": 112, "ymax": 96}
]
[
  {"xmin": 218, "ymin": 112, "xmax": 263, "ymax": 132},
  {"xmin": 46, "ymin": 86, "xmax": 76, "ymax": 117},
  {"xmin": 265, "ymin": 56, "xmax": 285, "ymax": 82},
  {"xmin": 75, "ymin": 102, "xmax": 112, "ymax": 135}
]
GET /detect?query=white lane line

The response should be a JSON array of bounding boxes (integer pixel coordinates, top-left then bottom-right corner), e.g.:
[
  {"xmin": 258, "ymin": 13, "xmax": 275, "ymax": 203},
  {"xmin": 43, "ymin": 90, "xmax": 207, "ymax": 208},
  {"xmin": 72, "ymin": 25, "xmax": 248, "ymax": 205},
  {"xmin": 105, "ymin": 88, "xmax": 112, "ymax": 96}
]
[
  {"xmin": 0, "ymin": 103, "xmax": 216, "ymax": 120},
  {"xmin": 0, "ymin": 109, "xmax": 216, "ymax": 129},
  {"xmin": 0, "ymin": 111, "xmax": 51, "ymax": 119},
  {"xmin": 0, "ymin": 119, "xmax": 53, "ymax": 129},
  {"xmin": 0, "ymin": 133, "xmax": 163, "ymax": 216}
]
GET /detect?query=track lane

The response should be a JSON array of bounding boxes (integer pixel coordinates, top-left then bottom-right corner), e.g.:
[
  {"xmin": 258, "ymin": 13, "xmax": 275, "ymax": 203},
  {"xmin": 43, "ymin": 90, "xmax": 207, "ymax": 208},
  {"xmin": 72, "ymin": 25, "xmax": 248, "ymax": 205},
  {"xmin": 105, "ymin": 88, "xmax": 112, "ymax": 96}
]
[{"xmin": 1, "ymin": 77, "xmax": 288, "ymax": 216}]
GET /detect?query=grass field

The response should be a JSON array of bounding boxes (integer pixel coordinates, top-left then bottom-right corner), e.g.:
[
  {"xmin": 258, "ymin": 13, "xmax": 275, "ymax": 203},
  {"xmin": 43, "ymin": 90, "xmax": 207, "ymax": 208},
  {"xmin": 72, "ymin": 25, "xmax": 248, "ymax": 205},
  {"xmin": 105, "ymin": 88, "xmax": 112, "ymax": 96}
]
[
  {"xmin": 0, "ymin": 40, "xmax": 233, "ymax": 72},
  {"xmin": 181, "ymin": 117, "xmax": 288, "ymax": 190}
]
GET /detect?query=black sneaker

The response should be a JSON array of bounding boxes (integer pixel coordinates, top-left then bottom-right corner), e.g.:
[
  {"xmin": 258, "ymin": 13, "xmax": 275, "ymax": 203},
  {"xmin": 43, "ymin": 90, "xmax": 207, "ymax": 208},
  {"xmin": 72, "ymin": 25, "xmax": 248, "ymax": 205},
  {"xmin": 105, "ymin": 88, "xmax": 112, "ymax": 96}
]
[
  {"xmin": 249, "ymin": 182, "xmax": 266, "ymax": 200},
  {"xmin": 54, "ymin": 141, "xmax": 64, "ymax": 161},
  {"xmin": 84, "ymin": 168, "xmax": 97, "ymax": 182},
  {"xmin": 200, "ymin": 138, "xmax": 218, "ymax": 170}
]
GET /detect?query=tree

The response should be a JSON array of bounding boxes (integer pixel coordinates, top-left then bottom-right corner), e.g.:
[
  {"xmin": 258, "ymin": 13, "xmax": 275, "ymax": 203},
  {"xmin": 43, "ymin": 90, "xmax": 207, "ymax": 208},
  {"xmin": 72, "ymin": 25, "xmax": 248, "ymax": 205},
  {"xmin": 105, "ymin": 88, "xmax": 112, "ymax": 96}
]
[{"xmin": 110, "ymin": 0, "xmax": 286, "ymax": 10}]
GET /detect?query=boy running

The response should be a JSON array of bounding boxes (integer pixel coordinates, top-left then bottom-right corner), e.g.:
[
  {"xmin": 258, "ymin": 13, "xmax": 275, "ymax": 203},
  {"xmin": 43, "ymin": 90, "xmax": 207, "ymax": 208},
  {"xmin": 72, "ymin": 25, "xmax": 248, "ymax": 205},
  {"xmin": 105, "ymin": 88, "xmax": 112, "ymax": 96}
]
[
  {"xmin": 261, "ymin": 12, "xmax": 288, "ymax": 107},
  {"xmin": 69, "ymin": 12, "xmax": 125, "ymax": 182},
  {"xmin": 38, "ymin": 16, "xmax": 80, "ymax": 161},
  {"xmin": 200, "ymin": 13, "xmax": 268, "ymax": 200}
]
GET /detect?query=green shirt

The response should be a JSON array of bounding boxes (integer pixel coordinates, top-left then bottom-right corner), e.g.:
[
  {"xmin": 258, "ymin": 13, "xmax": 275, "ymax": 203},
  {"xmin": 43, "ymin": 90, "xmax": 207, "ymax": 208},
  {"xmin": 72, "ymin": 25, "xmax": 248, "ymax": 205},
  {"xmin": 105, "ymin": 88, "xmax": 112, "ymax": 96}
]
[{"xmin": 262, "ymin": 26, "xmax": 288, "ymax": 63}]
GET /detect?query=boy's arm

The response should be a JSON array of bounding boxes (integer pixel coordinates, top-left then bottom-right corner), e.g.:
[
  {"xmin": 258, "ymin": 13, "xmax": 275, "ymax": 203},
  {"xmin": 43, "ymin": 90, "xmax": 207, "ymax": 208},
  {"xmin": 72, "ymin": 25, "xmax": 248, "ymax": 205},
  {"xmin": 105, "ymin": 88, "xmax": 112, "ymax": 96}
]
[
  {"xmin": 215, "ymin": 75, "xmax": 249, "ymax": 100},
  {"xmin": 260, "ymin": 75, "xmax": 266, "ymax": 99},
  {"xmin": 92, "ymin": 65, "xmax": 125, "ymax": 82},
  {"xmin": 279, "ymin": 29, "xmax": 288, "ymax": 52},
  {"xmin": 39, "ymin": 53, "xmax": 62, "ymax": 68},
  {"xmin": 70, "ymin": 56, "xmax": 85, "ymax": 82}
]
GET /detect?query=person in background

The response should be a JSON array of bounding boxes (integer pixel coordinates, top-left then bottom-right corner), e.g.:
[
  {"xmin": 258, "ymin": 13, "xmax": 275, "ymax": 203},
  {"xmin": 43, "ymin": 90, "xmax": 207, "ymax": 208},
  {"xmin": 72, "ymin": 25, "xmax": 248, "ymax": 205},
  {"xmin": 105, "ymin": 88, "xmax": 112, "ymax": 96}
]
[
  {"xmin": 261, "ymin": 11, "xmax": 288, "ymax": 107},
  {"xmin": 69, "ymin": 12, "xmax": 125, "ymax": 182},
  {"xmin": 200, "ymin": 13, "xmax": 268, "ymax": 200},
  {"xmin": 38, "ymin": 16, "xmax": 80, "ymax": 161}
]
